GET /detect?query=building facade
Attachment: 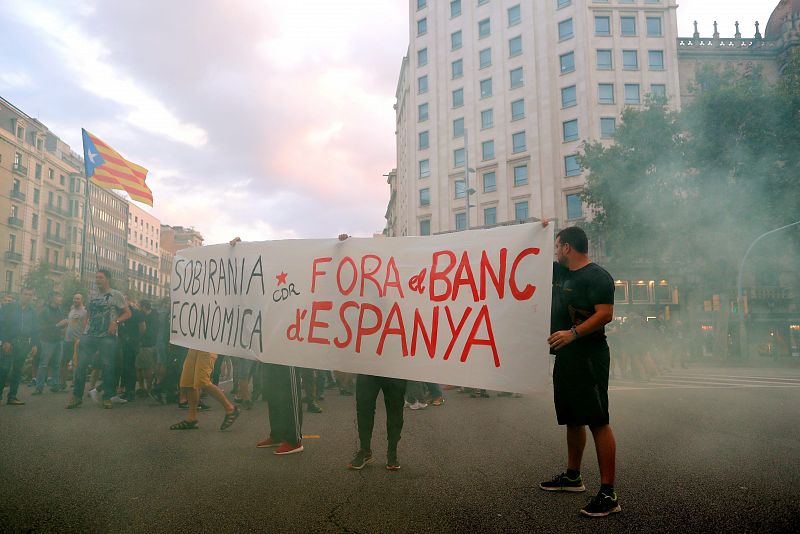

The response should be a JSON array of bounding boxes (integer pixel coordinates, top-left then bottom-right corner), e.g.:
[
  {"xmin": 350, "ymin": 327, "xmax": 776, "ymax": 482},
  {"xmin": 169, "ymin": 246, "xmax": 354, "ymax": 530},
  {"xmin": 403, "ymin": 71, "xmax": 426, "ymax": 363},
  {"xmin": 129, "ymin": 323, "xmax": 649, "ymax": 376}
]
[
  {"xmin": 160, "ymin": 225, "xmax": 203, "ymax": 255},
  {"xmin": 128, "ymin": 202, "xmax": 162, "ymax": 298},
  {"xmin": 85, "ymin": 182, "xmax": 129, "ymax": 287}
]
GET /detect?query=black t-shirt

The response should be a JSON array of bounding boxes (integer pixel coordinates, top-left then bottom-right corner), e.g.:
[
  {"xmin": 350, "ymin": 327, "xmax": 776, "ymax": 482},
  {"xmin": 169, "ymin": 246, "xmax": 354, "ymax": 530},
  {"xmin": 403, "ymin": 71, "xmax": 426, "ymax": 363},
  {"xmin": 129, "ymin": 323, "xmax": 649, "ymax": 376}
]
[
  {"xmin": 141, "ymin": 310, "xmax": 160, "ymax": 348},
  {"xmin": 550, "ymin": 261, "xmax": 615, "ymax": 354},
  {"xmin": 118, "ymin": 308, "xmax": 145, "ymax": 343}
]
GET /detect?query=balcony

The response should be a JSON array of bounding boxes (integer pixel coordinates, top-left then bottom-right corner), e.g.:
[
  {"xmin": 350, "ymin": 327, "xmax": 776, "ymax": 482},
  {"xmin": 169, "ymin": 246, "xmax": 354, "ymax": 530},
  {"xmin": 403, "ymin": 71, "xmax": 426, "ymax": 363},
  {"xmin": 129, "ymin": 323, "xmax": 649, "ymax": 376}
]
[
  {"xmin": 10, "ymin": 190, "xmax": 26, "ymax": 202},
  {"xmin": 4, "ymin": 251, "xmax": 22, "ymax": 263},
  {"xmin": 48, "ymin": 263, "xmax": 66, "ymax": 274},
  {"xmin": 12, "ymin": 164, "xmax": 27, "ymax": 177},
  {"xmin": 45, "ymin": 203, "xmax": 70, "ymax": 218},
  {"xmin": 45, "ymin": 232, "xmax": 66, "ymax": 246},
  {"xmin": 7, "ymin": 216, "xmax": 23, "ymax": 228}
]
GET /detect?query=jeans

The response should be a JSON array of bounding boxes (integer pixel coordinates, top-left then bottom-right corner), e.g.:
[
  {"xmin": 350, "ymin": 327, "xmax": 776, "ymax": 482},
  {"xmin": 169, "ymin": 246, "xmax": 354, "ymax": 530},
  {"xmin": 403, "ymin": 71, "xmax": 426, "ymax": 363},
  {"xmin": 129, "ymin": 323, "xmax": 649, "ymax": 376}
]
[
  {"xmin": 356, "ymin": 374, "xmax": 407, "ymax": 452},
  {"xmin": 0, "ymin": 339, "xmax": 32, "ymax": 400},
  {"xmin": 36, "ymin": 341, "xmax": 63, "ymax": 390},
  {"xmin": 73, "ymin": 335, "xmax": 118, "ymax": 401},
  {"xmin": 426, "ymin": 382, "xmax": 443, "ymax": 398}
]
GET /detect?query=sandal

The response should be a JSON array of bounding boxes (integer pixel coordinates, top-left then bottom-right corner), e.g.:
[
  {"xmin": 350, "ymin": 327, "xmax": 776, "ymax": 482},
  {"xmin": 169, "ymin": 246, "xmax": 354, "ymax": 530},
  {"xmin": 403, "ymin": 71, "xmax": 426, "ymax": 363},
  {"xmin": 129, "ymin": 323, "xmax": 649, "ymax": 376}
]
[
  {"xmin": 220, "ymin": 407, "xmax": 241, "ymax": 431},
  {"xmin": 170, "ymin": 420, "xmax": 199, "ymax": 430}
]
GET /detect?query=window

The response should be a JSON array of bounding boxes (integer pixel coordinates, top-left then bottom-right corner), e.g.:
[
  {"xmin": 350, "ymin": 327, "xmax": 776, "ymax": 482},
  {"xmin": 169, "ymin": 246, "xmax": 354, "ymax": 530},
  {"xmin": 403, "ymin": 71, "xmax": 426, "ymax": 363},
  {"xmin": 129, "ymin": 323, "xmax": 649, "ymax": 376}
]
[
  {"xmin": 515, "ymin": 201, "xmax": 529, "ymax": 221},
  {"xmin": 508, "ymin": 4, "xmax": 521, "ymax": 26},
  {"xmin": 420, "ymin": 219, "xmax": 431, "ymax": 236},
  {"xmin": 623, "ymin": 49, "xmax": 638, "ymax": 70},
  {"xmin": 558, "ymin": 18, "xmax": 574, "ymax": 40},
  {"xmin": 60, "ymin": 175, "xmax": 65, "ymax": 186},
  {"xmin": 514, "ymin": 165, "xmax": 528, "ymax": 186},
  {"xmin": 455, "ymin": 179, "xmax": 467, "ymax": 198},
  {"xmin": 480, "ymin": 78, "xmax": 493, "ymax": 98},
  {"xmin": 649, "ymin": 50, "xmax": 664, "ymax": 70},
  {"xmin": 32, "ymin": 213, "xmax": 39, "ymax": 230},
  {"xmin": 477, "ymin": 109, "xmax": 492, "ymax": 135},
  {"xmin": 478, "ymin": 18, "xmax": 491, "ymax": 38},
  {"xmin": 417, "ymin": 48, "xmax": 428, "ymax": 66},
  {"xmin": 625, "ymin": 83, "xmax": 641, "ymax": 104},
  {"xmin": 33, "ymin": 188, "xmax": 40, "ymax": 204},
  {"xmin": 30, "ymin": 240, "xmax": 36, "ymax": 261},
  {"xmin": 567, "ymin": 193, "xmax": 583, "ymax": 219},
  {"xmin": 647, "ymin": 17, "xmax": 662, "ymax": 36},
  {"xmin": 560, "ymin": 52, "xmax": 575, "ymax": 73},
  {"xmin": 620, "ymin": 16, "xmax": 636, "ymax": 36},
  {"xmin": 454, "ymin": 147, "xmax": 466, "ymax": 167},
  {"xmin": 35, "ymin": 163, "xmax": 42, "ymax": 180},
  {"xmin": 483, "ymin": 171, "xmax": 496, "ymax": 192},
  {"xmin": 600, "ymin": 117, "xmax": 616, "ymax": 138},
  {"xmin": 420, "ymin": 188, "xmax": 430, "ymax": 206},
  {"xmin": 419, "ymin": 131, "xmax": 430, "ymax": 150},
  {"xmin": 452, "ymin": 88, "xmax": 464, "ymax": 107},
  {"xmin": 510, "ymin": 67, "xmax": 523, "ymax": 88},
  {"xmin": 484, "ymin": 207, "xmax": 497, "ymax": 226},
  {"xmin": 565, "ymin": 155, "xmax": 581, "ymax": 176},
  {"xmin": 479, "ymin": 48, "xmax": 492, "ymax": 69},
  {"xmin": 598, "ymin": 83, "xmax": 615, "ymax": 104},
  {"xmin": 452, "ymin": 59, "xmax": 464, "ymax": 79},
  {"xmin": 512, "ymin": 131, "xmax": 526, "ymax": 153},
  {"xmin": 509, "ymin": 36, "xmax": 522, "ymax": 57},
  {"xmin": 455, "ymin": 212, "xmax": 467, "ymax": 230},
  {"xmin": 418, "ymin": 75, "xmax": 428, "ymax": 94},
  {"xmin": 511, "ymin": 98, "xmax": 525, "ymax": 120},
  {"xmin": 418, "ymin": 103, "xmax": 429, "ymax": 121},
  {"xmin": 5, "ymin": 271, "xmax": 12, "ymax": 293},
  {"xmin": 597, "ymin": 49, "xmax": 612, "ymax": 69},
  {"xmin": 450, "ymin": 0, "xmax": 461, "ymax": 17},
  {"xmin": 417, "ymin": 18, "xmax": 428, "ymax": 36},
  {"xmin": 451, "ymin": 31, "xmax": 462, "ymax": 50},
  {"xmin": 563, "ymin": 119, "xmax": 579, "ymax": 141},
  {"xmin": 561, "ymin": 85, "xmax": 577, "ymax": 108},
  {"xmin": 557, "ymin": 0, "xmax": 571, "ymax": 9},
  {"xmin": 453, "ymin": 118, "xmax": 465, "ymax": 138},
  {"xmin": 651, "ymin": 84, "xmax": 667, "ymax": 98},
  {"xmin": 48, "ymin": 169, "xmax": 54, "ymax": 180},
  {"xmin": 419, "ymin": 159, "xmax": 430, "ymax": 178},
  {"xmin": 482, "ymin": 140, "xmax": 495, "ymax": 160},
  {"xmin": 417, "ymin": 0, "xmax": 426, "ymax": 9},
  {"xmin": 595, "ymin": 16, "xmax": 611, "ymax": 35}
]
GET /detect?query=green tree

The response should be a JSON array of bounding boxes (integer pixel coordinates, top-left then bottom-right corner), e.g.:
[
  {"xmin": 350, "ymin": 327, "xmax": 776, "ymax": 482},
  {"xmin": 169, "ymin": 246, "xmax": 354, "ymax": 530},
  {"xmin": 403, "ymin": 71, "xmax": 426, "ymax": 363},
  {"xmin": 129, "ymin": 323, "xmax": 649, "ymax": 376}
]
[{"xmin": 22, "ymin": 263, "xmax": 55, "ymax": 304}]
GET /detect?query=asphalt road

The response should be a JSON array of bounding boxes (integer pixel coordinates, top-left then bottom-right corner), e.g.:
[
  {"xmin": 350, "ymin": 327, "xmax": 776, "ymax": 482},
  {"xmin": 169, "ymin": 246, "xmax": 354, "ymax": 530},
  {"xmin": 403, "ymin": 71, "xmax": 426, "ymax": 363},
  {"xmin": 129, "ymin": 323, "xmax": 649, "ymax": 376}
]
[{"xmin": 1, "ymin": 365, "xmax": 798, "ymax": 533}]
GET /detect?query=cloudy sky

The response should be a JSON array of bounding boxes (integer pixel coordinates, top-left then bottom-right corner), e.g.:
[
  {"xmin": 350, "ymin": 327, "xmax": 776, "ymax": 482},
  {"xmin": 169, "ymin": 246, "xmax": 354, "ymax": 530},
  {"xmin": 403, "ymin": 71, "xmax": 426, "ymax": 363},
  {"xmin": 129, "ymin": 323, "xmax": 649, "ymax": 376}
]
[{"xmin": 0, "ymin": 0, "xmax": 775, "ymax": 244}]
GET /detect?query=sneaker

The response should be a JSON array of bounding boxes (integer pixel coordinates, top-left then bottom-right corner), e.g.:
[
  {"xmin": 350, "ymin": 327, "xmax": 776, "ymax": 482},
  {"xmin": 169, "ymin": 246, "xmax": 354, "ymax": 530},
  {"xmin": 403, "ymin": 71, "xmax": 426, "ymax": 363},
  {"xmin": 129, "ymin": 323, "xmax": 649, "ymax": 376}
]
[
  {"xmin": 580, "ymin": 490, "xmax": 621, "ymax": 517},
  {"xmin": 339, "ymin": 388, "xmax": 353, "ymax": 397},
  {"xmin": 386, "ymin": 453, "xmax": 401, "ymax": 471},
  {"xmin": 410, "ymin": 401, "xmax": 428, "ymax": 410},
  {"xmin": 242, "ymin": 399, "xmax": 254, "ymax": 410},
  {"xmin": 110, "ymin": 395, "xmax": 128, "ymax": 404},
  {"xmin": 307, "ymin": 401, "xmax": 323, "ymax": 413},
  {"xmin": 256, "ymin": 437, "xmax": 280, "ymax": 448},
  {"xmin": 178, "ymin": 401, "xmax": 188, "ymax": 409},
  {"xmin": 198, "ymin": 401, "xmax": 212, "ymax": 411},
  {"xmin": 6, "ymin": 398, "xmax": 25, "ymax": 406},
  {"xmin": 88, "ymin": 388, "xmax": 99, "ymax": 403},
  {"xmin": 66, "ymin": 397, "xmax": 82, "ymax": 409},
  {"xmin": 348, "ymin": 449, "xmax": 374, "ymax": 470},
  {"xmin": 274, "ymin": 441, "xmax": 304, "ymax": 455},
  {"xmin": 431, "ymin": 397, "xmax": 444, "ymax": 406},
  {"xmin": 103, "ymin": 400, "xmax": 113, "ymax": 409},
  {"xmin": 539, "ymin": 472, "xmax": 586, "ymax": 493},
  {"xmin": 148, "ymin": 389, "xmax": 164, "ymax": 404},
  {"xmin": 404, "ymin": 400, "xmax": 412, "ymax": 408}
]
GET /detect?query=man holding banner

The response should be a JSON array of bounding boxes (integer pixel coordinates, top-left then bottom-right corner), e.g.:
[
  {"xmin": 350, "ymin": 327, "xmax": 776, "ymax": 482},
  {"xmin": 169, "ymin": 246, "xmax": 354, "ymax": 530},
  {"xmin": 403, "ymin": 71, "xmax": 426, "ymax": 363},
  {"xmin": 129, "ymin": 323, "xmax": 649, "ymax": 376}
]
[{"xmin": 540, "ymin": 225, "xmax": 620, "ymax": 518}]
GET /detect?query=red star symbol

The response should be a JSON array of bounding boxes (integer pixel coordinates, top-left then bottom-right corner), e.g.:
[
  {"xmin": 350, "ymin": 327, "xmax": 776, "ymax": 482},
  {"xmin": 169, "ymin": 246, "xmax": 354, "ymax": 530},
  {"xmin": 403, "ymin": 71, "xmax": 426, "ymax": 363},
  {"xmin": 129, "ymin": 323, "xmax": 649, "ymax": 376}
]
[{"xmin": 276, "ymin": 272, "xmax": 288, "ymax": 285}]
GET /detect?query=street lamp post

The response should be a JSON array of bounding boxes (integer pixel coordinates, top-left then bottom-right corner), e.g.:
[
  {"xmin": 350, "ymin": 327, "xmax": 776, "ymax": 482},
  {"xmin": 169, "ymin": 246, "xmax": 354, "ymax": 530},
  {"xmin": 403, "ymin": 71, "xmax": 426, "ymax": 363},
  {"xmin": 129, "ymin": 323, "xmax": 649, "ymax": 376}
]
[
  {"xmin": 736, "ymin": 219, "xmax": 800, "ymax": 360},
  {"xmin": 463, "ymin": 129, "xmax": 476, "ymax": 231}
]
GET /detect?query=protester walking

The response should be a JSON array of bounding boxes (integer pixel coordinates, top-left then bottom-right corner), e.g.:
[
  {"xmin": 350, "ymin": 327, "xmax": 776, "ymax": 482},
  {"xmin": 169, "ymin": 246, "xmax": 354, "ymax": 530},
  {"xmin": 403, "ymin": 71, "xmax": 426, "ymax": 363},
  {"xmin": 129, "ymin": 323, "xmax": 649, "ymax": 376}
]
[{"xmin": 0, "ymin": 287, "xmax": 39, "ymax": 405}]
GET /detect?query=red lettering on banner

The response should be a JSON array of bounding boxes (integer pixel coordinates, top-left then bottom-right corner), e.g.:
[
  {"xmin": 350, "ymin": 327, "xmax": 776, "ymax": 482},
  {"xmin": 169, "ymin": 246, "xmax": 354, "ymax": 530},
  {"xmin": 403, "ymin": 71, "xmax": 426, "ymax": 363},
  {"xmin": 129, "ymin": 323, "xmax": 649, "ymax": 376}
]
[
  {"xmin": 411, "ymin": 307, "xmax": 439, "ymax": 358},
  {"xmin": 355, "ymin": 303, "xmax": 382, "ymax": 353},
  {"xmin": 377, "ymin": 302, "xmax": 408, "ymax": 356},
  {"xmin": 383, "ymin": 257, "xmax": 405, "ymax": 299},
  {"xmin": 430, "ymin": 250, "xmax": 456, "ymax": 302},
  {"xmin": 360, "ymin": 255, "xmax": 384, "ymax": 297},
  {"xmin": 311, "ymin": 257, "xmax": 332, "ymax": 293},
  {"xmin": 286, "ymin": 308, "xmax": 307, "ymax": 342},
  {"xmin": 461, "ymin": 304, "xmax": 500, "ymax": 367},
  {"xmin": 336, "ymin": 257, "xmax": 358, "ymax": 295},
  {"xmin": 452, "ymin": 251, "xmax": 479, "ymax": 301},
  {"xmin": 308, "ymin": 301, "xmax": 332, "ymax": 345},
  {"xmin": 510, "ymin": 248, "xmax": 540, "ymax": 300},
  {"xmin": 480, "ymin": 248, "xmax": 507, "ymax": 300},
  {"xmin": 333, "ymin": 301, "xmax": 358, "ymax": 348},
  {"xmin": 443, "ymin": 306, "xmax": 472, "ymax": 360}
]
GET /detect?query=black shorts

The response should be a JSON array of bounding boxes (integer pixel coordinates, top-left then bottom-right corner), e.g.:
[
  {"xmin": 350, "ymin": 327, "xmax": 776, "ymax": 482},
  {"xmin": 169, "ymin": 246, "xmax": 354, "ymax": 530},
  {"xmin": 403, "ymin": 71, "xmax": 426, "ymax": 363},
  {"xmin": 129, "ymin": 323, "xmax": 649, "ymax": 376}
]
[{"xmin": 552, "ymin": 347, "xmax": 610, "ymax": 427}]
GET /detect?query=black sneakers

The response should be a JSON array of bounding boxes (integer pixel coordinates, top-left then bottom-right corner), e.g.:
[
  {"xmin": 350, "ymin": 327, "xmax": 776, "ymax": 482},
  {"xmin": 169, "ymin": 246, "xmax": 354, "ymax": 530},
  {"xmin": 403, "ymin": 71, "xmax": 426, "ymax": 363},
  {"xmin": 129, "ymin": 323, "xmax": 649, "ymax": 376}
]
[
  {"xmin": 580, "ymin": 490, "xmax": 621, "ymax": 517},
  {"xmin": 348, "ymin": 449, "xmax": 374, "ymax": 470},
  {"xmin": 539, "ymin": 472, "xmax": 586, "ymax": 492},
  {"xmin": 386, "ymin": 452, "xmax": 401, "ymax": 471}
]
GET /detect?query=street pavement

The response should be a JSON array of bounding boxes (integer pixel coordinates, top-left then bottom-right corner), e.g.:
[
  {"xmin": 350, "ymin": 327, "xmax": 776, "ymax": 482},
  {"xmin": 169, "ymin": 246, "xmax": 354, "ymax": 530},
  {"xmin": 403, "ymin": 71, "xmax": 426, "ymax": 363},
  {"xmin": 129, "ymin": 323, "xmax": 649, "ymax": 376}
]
[{"xmin": 1, "ymin": 365, "xmax": 798, "ymax": 533}]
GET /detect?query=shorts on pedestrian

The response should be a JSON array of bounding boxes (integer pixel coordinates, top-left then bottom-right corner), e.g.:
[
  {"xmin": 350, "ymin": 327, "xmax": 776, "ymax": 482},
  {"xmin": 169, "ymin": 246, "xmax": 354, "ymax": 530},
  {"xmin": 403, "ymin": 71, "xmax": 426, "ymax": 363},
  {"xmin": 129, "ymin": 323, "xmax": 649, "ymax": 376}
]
[
  {"xmin": 553, "ymin": 347, "xmax": 610, "ymax": 427},
  {"xmin": 136, "ymin": 347, "xmax": 156, "ymax": 370},
  {"xmin": 179, "ymin": 349, "xmax": 217, "ymax": 389}
]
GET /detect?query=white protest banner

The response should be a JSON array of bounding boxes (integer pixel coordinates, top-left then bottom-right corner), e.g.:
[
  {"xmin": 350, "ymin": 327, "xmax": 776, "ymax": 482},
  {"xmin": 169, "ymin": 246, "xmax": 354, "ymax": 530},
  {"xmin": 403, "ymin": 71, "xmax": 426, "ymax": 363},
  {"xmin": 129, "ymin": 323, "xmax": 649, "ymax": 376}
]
[{"xmin": 169, "ymin": 223, "xmax": 554, "ymax": 393}]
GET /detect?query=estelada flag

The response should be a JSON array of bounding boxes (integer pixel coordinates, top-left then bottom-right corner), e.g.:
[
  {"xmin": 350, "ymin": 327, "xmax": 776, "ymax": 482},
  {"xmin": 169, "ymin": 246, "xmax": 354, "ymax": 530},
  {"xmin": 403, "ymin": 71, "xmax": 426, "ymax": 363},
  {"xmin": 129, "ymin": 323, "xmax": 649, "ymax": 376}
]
[{"xmin": 81, "ymin": 129, "xmax": 153, "ymax": 206}]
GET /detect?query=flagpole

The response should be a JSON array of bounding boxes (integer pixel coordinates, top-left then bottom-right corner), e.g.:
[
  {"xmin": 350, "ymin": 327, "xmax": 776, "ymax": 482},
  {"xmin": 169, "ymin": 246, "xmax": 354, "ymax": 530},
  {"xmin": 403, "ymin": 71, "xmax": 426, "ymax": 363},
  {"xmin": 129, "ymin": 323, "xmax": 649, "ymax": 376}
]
[{"xmin": 80, "ymin": 129, "xmax": 90, "ymax": 283}]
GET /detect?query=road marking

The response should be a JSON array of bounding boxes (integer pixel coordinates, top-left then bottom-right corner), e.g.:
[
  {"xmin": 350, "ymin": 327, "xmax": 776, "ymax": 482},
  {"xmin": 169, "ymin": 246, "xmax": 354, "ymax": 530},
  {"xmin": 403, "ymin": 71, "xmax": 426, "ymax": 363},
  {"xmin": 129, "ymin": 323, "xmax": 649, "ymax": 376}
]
[{"xmin": 609, "ymin": 373, "xmax": 800, "ymax": 391}]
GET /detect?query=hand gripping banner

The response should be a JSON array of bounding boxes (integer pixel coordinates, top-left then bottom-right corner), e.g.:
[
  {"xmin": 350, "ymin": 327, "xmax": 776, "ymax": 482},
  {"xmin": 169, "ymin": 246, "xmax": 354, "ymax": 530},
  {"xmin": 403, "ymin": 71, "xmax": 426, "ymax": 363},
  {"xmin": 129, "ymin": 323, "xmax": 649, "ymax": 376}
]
[{"xmin": 169, "ymin": 223, "xmax": 554, "ymax": 393}]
